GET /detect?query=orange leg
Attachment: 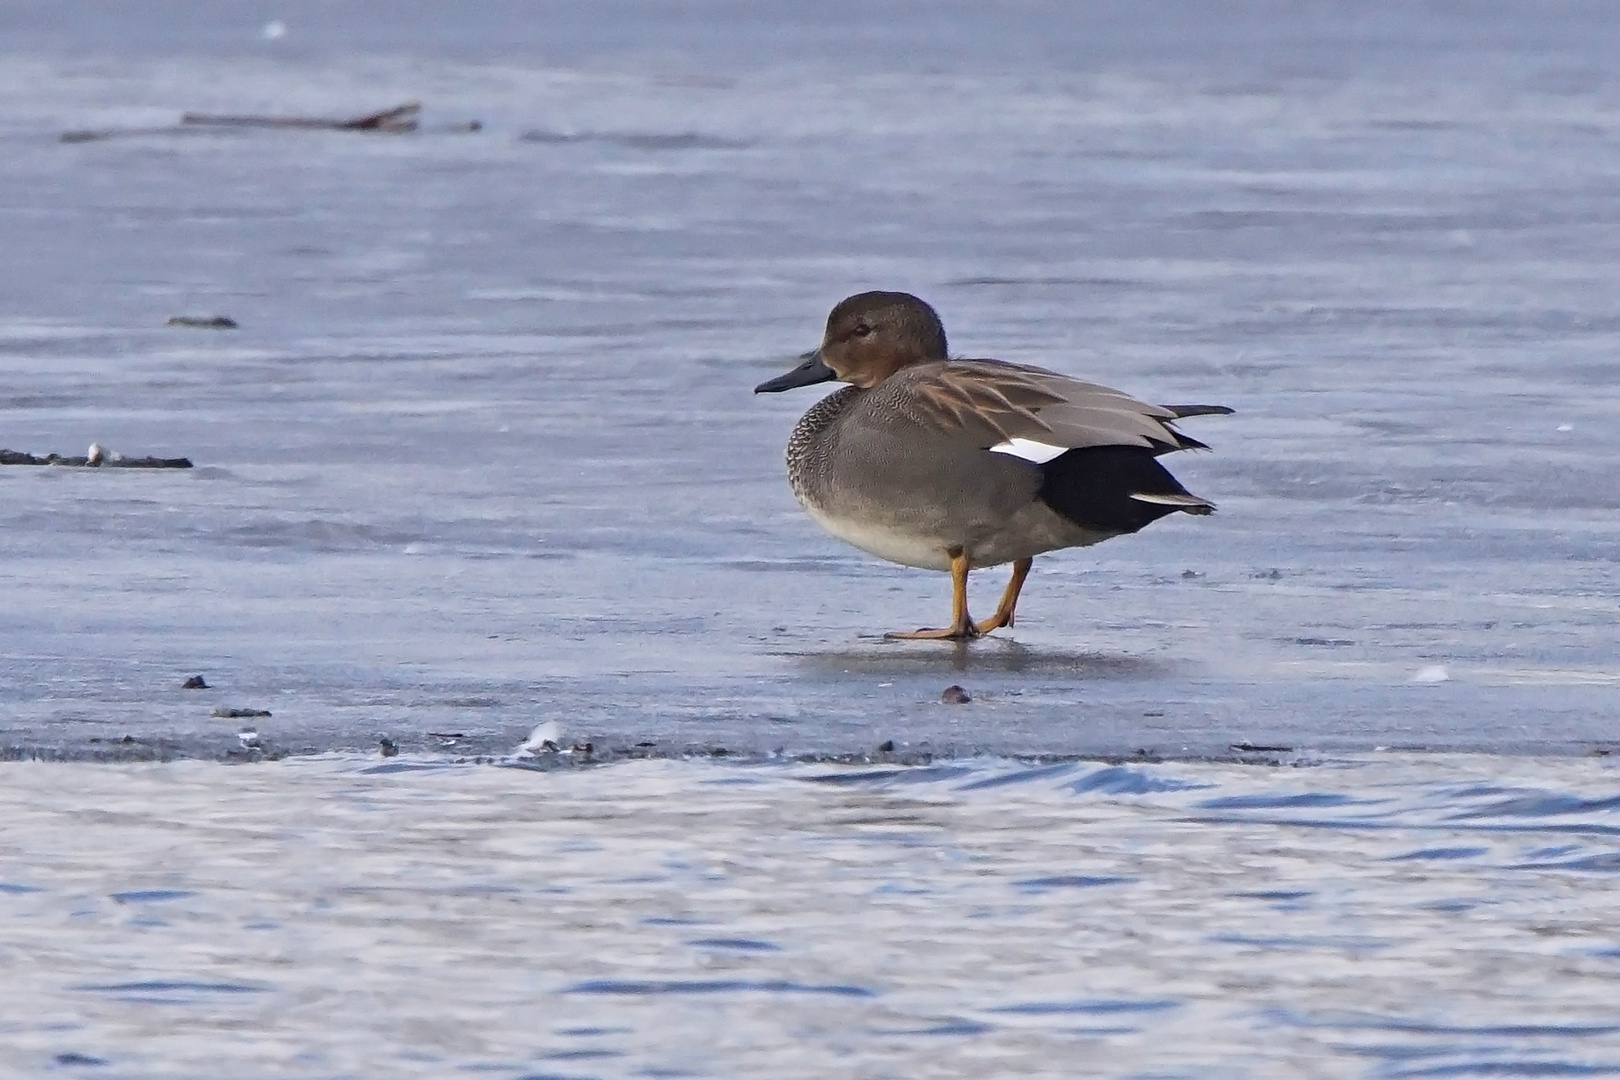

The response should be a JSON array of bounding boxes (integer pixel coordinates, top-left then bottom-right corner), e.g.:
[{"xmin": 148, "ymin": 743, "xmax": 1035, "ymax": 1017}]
[
  {"xmin": 974, "ymin": 557, "xmax": 1032, "ymax": 635},
  {"xmin": 887, "ymin": 549, "xmax": 979, "ymax": 640}
]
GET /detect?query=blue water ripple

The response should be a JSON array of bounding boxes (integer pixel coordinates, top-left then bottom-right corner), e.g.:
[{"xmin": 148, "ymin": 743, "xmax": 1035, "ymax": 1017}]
[
  {"xmin": 804, "ymin": 765, "xmax": 973, "ymax": 787},
  {"xmin": 1069, "ymin": 767, "xmax": 1209, "ymax": 796},
  {"xmin": 73, "ymin": 980, "xmax": 268, "ymax": 1001},
  {"xmin": 1508, "ymin": 853, "xmax": 1620, "ymax": 873},
  {"xmin": 110, "ymin": 890, "xmax": 193, "ymax": 903},
  {"xmin": 879, "ymin": 1018, "xmax": 995, "ymax": 1036},
  {"xmin": 1383, "ymin": 1062, "xmax": 1620, "ymax": 1078},
  {"xmin": 1016, "ymin": 875, "xmax": 1133, "ymax": 890},
  {"xmin": 1388, "ymin": 847, "xmax": 1489, "ymax": 861},
  {"xmin": 564, "ymin": 979, "xmax": 874, "ymax": 998},
  {"xmin": 1453, "ymin": 794, "xmax": 1620, "ymax": 820},
  {"xmin": 1199, "ymin": 792, "xmax": 1362, "ymax": 810},
  {"xmin": 1264, "ymin": 1010, "xmax": 1620, "ymax": 1038},
  {"xmin": 956, "ymin": 763, "xmax": 1077, "ymax": 791},
  {"xmin": 52, "ymin": 1052, "xmax": 107, "ymax": 1066},
  {"xmin": 685, "ymin": 937, "xmax": 782, "ymax": 952},
  {"xmin": 988, "ymin": 998, "xmax": 1179, "ymax": 1016}
]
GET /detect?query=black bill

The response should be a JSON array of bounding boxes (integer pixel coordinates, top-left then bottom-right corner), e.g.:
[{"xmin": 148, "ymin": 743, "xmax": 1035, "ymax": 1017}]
[{"xmin": 754, "ymin": 349, "xmax": 836, "ymax": 394}]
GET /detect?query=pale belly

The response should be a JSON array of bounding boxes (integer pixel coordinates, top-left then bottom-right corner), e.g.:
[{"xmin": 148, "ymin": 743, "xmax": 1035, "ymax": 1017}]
[
  {"xmin": 804, "ymin": 505, "xmax": 954, "ymax": 571},
  {"xmin": 801, "ymin": 498, "xmax": 1118, "ymax": 571}
]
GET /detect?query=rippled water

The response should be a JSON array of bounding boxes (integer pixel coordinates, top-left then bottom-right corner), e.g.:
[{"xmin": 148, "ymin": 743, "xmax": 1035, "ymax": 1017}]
[{"xmin": 3, "ymin": 754, "xmax": 1619, "ymax": 1078}]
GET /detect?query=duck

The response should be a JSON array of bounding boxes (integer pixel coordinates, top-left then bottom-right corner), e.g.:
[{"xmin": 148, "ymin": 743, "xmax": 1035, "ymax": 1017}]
[{"xmin": 754, "ymin": 290, "xmax": 1231, "ymax": 640}]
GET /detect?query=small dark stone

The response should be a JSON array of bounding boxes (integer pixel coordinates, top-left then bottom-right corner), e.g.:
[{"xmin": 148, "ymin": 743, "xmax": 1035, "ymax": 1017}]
[
  {"xmin": 876, "ymin": 740, "xmax": 895, "ymax": 753},
  {"xmin": 1181, "ymin": 569, "xmax": 1200, "ymax": 579},
  {"xmin": 427, "ymin": 731, "xmax": 464, "ymax": 740},
  {"xmin": 940, "ymin": 684, "xmax": 972, "ymax": 704},
  {"xmin": 212, "ymin": 707, "xmax": 271, "ymax": 719},
  {"xmin": 182, "ymin": 675, "xmax": 208, "ymax": 689},
  {"xmin": 710, "ymin": 747, "xmax": 729, "ymax": 757},
  {"xmin": 379, "ymin": 737, "xmax": 399, "ymax": 757},
  {"xmin": 166, "ymin": 315, "xmax": 238, "ymax": 329},
  {"xmin": 635, "ymin": 741, "xmax": 657, "ymax": 748},
  {"xmin": 120, "ymin": 735, "xmax": 134, "ymax": 744}
]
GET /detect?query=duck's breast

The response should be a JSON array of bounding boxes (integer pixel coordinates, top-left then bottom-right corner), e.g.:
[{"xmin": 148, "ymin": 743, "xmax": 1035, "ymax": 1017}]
[{"xmin": 784, "ymin": 387, "xmax": 1053, "ymax": 569}]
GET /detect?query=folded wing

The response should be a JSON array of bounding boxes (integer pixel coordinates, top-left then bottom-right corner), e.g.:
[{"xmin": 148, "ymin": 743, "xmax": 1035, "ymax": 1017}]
[{"xmin": 895, "ymin": 359, "xmax": 1229, "ymax": 456}]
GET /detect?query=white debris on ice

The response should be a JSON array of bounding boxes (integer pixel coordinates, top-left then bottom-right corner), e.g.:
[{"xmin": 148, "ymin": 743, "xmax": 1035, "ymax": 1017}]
[{"xmin": 516, "ymin": 720, "xmax": 562, "ymax": 756}]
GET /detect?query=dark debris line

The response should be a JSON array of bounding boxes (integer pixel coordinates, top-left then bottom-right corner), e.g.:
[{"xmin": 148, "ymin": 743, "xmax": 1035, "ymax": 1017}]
[{"xmin": 0, "ymin": 449, "xmax": 192, "ymax": 468}]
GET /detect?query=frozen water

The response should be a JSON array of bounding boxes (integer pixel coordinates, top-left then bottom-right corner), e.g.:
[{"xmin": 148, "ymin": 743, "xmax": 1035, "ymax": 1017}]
[{"xmin": 3, "ymin": 2, "xmax": 1619, "ymax": 761}]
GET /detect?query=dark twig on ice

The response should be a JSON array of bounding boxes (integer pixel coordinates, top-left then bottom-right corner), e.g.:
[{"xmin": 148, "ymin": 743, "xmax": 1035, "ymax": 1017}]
[
  {"xmin": 180, "ymin": 100, "xmax": 422, "ymax": 132},
  {"xmin": 167, "ymin": 315, "xmax": 238, "ymax": 329},
  {"xmin": 61, "ymin": 101, "xmax": 478, "ymax": 143},
  {"xmin": 1, "ymin": 447, "xmax": 193, "ymax": 469},
  {"xmin": 61, "ymin": 124, "xmax": 182, "ymax": 144}
]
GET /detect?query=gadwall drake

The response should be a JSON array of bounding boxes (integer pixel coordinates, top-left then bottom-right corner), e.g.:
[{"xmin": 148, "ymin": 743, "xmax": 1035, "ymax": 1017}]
[{"xmin": 755, "ymin": 291, "xmax": 1231, "ymax": 640}]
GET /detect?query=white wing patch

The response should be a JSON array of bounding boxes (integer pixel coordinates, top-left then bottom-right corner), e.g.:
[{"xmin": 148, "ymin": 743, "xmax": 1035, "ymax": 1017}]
[{"xmin": 988, "ymin": 437, "xmax": 1068, "ymax": 464}]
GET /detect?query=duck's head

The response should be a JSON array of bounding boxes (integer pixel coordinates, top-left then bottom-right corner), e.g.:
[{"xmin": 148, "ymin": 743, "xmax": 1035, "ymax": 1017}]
[{"xmin": 755, "ymin": 291, "xmax": 949, "ymax": 393}]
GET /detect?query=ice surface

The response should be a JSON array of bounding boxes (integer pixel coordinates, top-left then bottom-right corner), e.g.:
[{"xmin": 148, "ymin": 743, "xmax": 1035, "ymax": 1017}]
[{"xmin": 2, "ymin": 2, "xmax": 1619, "ymax": 759}]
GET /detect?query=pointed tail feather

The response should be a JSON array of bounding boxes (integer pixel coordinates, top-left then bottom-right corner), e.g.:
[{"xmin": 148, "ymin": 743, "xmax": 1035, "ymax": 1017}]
[
  {"xmin": 1164, "ymin": 404, "xmax": 1234, "ymax": 419},
  {"xmin": 1129, "ymin": 491, "xmax": 1216, "ymax": 515}
]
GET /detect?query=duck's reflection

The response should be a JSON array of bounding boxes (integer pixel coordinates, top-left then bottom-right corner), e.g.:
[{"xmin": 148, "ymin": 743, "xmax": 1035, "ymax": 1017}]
[{"xmin": 778, "ymin": 638, "xmax": 1176, "ymax": 678}]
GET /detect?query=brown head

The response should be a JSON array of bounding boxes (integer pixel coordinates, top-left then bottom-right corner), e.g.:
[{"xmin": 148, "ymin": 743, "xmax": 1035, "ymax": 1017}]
[{"xmin": 755, "ymin": 291, "xmax": 949, "ymax": 394}]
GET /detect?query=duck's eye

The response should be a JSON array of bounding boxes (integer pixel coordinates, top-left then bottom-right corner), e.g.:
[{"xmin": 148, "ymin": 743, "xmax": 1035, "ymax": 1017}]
[{"xmin": 850, "ymin": 323, "xmax": 873, "ymax": 338}]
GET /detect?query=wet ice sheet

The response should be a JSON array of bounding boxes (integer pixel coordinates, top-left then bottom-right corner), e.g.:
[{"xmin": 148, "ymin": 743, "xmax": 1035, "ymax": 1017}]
[
  {"xmin": 3, "ymin": 3, "xmax": 1620, "ymax": 759},
  {"xmin": 2, "ymin": 754, "xmax": 1620, "ymax": 1078}
]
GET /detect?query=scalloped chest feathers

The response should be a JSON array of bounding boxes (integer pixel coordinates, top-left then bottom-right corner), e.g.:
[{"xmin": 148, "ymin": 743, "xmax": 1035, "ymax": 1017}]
[{"xmin": 782, "ymin": 386, "xmax": 955, "ymax": 571}]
